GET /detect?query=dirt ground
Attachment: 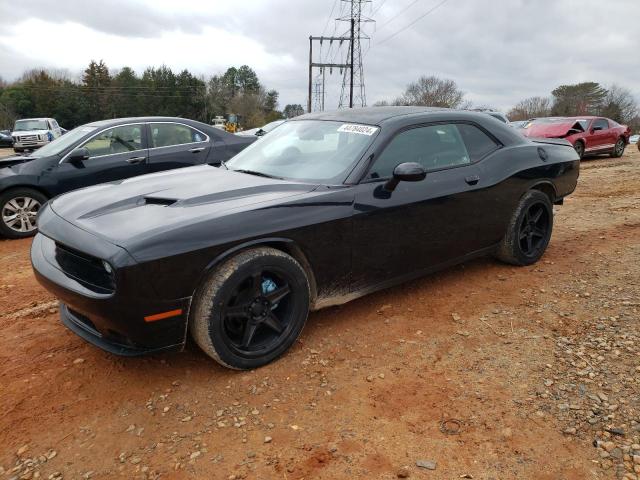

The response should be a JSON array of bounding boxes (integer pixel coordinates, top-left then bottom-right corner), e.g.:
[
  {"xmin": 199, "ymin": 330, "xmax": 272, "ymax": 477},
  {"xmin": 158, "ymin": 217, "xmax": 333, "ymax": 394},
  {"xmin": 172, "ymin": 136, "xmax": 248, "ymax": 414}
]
[{"xmin": 1, "ymin": 145, "xmax": 639, "ymax": 480}]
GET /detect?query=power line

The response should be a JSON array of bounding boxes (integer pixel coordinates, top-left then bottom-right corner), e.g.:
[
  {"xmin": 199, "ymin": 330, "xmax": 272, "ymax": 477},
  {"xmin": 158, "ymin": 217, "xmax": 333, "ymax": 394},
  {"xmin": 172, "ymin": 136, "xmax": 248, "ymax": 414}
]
[
  {"xmin": 376, "ymin": 0, "xmax": 423, "ymax": 29},
  {"xmin": 370, "ymin": 0, "xmax": 388, "ymax": 16},
  {"xmin": 321, "ymin": 0, "xmax": 340, "ymax": 36},
  {"xmin": 376, "ymin": 0, "xmax": 449, "ymax": 45}
]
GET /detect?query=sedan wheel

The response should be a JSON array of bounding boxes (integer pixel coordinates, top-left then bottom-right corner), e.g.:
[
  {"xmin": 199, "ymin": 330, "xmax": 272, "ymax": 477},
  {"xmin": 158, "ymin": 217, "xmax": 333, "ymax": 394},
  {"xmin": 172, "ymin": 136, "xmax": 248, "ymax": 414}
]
[
  {"xmin": 191, "ymin": 247, "xmax": 310, "ymax": 369},
  {"xmin": 573, "ymin": 141, "xmax": 585, "ymax": 159},
  {"xmin": 0, "ymin": 189, "xmax": 47, "ymax": 239},
  {"xmin": 496, "ymin": 190, "xmax": 553, "ymax": 266},
  {"xmin": 611, "ymin": 138, "xmax": 625, "ymax": 158}
]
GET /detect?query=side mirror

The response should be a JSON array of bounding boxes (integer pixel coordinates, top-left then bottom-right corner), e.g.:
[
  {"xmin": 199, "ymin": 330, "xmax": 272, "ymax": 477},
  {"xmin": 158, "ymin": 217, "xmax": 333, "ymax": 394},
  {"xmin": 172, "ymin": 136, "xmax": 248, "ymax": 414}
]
[
  {"xmin": 67, "ymin": 147, "xmax": 90, "ymax": 163},
  {"xmin": 592, "ymin": 126, "xmax": 603, "ymax": 132},
  {"xmin": 384, "ymin": 162, "xmax": 427, "ymax": 192}
]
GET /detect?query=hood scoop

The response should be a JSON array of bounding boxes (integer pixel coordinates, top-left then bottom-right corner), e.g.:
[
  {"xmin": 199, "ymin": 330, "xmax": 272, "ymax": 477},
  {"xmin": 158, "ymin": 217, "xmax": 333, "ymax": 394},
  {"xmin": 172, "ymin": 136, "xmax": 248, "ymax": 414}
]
[
  {"xmin": 143, "ymin": 196, "xmax": 177, "ymax": 206},
  {"xmin": 76, "ymin": 194, "xmax": 177, "ymax": 220}
]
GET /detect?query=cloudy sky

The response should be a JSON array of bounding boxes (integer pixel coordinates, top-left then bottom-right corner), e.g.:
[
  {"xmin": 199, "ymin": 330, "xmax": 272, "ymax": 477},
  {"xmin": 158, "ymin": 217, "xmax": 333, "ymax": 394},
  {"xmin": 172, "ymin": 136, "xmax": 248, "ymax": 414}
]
[{"xmin": 1, "ymin": 0, "xmax": 638, "ymax": 113}]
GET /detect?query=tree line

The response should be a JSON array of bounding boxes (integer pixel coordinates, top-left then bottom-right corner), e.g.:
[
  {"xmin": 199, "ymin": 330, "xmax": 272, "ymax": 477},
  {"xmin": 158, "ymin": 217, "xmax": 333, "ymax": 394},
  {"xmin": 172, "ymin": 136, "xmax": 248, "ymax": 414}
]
[
  {"xmin": 0, "ymin": 61, "xmax": 306, "ymax": 130},
  {"xmin": 376, "ymin": 76, "xmax": 639, "ymax": 131}
]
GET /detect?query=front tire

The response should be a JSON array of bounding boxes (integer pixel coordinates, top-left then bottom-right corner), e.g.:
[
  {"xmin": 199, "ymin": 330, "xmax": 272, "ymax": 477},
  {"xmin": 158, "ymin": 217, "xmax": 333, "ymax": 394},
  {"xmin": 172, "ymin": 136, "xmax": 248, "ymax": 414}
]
[
  {"xmin": 0, "ymin": 188, "xmax": 47, "ymax": 239},
  {"xmin": 495, "ymin": 190, "xmax": 553, "ymax": 266},
  {"xmin": 13, "ymin": 148, "xmax": 23, "ymax": 153},
  {"xmin": 190, "ymin": 247, "xmax": 310, "ymax": 369},
  {"xmin": 611, "ymin": 138, "xmax": 625, "ymax": 158},
  {"xmin": 573, "ymin": 141, "xmax": 585, "ymax": 159}
]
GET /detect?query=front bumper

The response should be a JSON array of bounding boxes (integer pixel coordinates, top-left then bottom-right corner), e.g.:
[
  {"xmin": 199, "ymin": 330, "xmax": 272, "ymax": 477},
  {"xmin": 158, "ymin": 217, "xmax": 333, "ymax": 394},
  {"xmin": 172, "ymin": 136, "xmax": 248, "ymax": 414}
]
[
  {"xmin": 60, "ymin": 303, "xmax": 180, "ymax": 356},
  {"xmin": 14, "ymin": 139, "xmax": 48, "ymax": 149},
  {"xmin": 31, "ymin": 226, "xmax": 191, "ymax": 356}
]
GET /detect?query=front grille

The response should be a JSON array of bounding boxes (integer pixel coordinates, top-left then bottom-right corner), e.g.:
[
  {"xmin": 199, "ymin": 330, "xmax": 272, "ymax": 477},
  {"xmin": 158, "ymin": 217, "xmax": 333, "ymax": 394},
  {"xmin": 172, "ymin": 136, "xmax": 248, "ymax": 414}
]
[
  {"xmin": 18, "ymin": 134, "xmax": 38, "ymax": 142},
  {"xmin": 54, "ymin": 243, "xmax": 115, "ymax": 294}
]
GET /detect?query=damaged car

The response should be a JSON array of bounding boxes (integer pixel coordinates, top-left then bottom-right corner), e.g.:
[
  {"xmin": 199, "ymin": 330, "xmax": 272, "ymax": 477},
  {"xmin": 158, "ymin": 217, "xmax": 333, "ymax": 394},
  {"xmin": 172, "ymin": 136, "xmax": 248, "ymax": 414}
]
[
  {"xmin": 32, "ymin": 107, "xmax": 580, "ymax": 369},
  {"xmin": 522, "ymin": 116, "xmax": 631, "ymax": 159}
]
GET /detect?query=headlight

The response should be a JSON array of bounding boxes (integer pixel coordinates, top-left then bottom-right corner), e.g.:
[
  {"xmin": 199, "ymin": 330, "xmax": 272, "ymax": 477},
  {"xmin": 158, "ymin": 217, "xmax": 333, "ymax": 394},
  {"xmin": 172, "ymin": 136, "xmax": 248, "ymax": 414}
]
[{"xmin": 102, "ymin": 260, "xmax": 113, "ymax": 274}]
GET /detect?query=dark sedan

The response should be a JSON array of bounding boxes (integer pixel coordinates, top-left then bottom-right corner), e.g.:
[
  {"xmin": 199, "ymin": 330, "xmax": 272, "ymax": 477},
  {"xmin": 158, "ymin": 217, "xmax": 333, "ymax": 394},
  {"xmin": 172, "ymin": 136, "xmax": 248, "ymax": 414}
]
[
  {"xmin": 0, "ymin": 130, "xmax": 13, "ymax": 147},
  {"xmin": 0, "ymin": 117, "xmax": 255, "ymax": 238},
  {"xmin": 32, "ymin": 107, "xmax": 579, "ymax": 369}
]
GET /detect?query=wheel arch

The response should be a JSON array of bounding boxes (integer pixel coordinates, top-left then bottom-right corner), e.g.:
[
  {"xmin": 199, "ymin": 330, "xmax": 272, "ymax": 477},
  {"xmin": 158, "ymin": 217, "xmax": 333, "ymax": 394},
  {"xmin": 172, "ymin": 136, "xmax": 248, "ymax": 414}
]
[
  {"xmin": 0, "ymin": 184, "xmax": 52, "ymax": 201},
  {"xmin": 530, "ymin": 181, "xmax": 556, "ymax": 204},
  {"xmin": 198, "ymin": 237, "xmax": 319, "ymax": 305}
]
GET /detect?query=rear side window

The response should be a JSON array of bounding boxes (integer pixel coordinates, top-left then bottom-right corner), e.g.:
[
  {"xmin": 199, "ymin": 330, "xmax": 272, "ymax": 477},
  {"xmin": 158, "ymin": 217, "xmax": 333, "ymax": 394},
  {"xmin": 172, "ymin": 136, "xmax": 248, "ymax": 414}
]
[
  {"xmin": 150, "ymin": 123, "xmax": 207, "ymax": 148},
  {"xmin": 593, "ymin": 118, "xmax": 609, "ymax": 130},
  {"xmin": 369, "ymin": 124, "xmax": 471, "ymax": 178},
  {"xmin": 457, "ymin": 124, "xmax": 500, "ymax": 161}
]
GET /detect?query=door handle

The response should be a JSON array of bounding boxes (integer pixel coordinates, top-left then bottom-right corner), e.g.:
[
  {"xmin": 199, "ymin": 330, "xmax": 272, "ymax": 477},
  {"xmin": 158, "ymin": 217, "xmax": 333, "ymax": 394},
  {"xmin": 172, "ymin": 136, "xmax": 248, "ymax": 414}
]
[
  {"xmin": 189, "ymin": 147, "xmax": 205, "ymax": 153},
  {"xmin": 465, "ymin": 175, "xmax": 480, "ymax": 185},
  {"xmin": 126, "ymin": 156, "xmax": 146, "ymax": 164}
]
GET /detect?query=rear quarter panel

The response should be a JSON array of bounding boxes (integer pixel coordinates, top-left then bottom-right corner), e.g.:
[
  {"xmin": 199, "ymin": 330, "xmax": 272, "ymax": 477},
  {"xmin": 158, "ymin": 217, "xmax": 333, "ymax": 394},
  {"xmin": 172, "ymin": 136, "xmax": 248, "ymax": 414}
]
[{"xmin": 476, "ymin": 142, "xmax": 579, "ymax": 245}]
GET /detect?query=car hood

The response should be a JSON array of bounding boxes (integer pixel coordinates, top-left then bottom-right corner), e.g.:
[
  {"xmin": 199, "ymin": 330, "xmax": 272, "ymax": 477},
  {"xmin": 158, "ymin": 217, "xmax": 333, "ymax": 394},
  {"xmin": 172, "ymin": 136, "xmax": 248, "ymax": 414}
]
[
  {"xmin": 0, "ymin": 154, "xmax": 38, "ymax": 169},
  {"xmin": 49, "ymin": 165, "xmax": 319, "ymax": 249},
  {"xmin": 523, "ymin": 121, "xmax": 584, "ymax": 139},
  {"xmin": 12, "ymin": 129, "xmax": 49, "ymax": 136}
]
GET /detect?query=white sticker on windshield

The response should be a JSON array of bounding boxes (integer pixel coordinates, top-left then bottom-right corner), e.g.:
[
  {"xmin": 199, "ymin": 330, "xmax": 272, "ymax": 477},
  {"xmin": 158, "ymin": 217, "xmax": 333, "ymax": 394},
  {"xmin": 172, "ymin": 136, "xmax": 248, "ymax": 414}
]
[{"xmin": 337, "ymin": 124, "xmax": 378, "ymax": 136}]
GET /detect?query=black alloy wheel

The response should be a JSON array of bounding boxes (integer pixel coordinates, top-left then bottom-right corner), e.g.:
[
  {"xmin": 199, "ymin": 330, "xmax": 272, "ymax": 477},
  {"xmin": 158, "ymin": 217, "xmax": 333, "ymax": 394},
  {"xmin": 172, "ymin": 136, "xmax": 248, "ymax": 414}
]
[
  {"xmin": 495, "ymin": 190, "xmax": 554, "ymax": 266},
  {"xmin": 190, "ymin": 247, "xmax": 310, "ymax": 369},
  {"xmin": 517, "ymin": 202, "xmax": 550, "ymax": 259},
  {"xmin": 221, "ymin": 269, "xmax": 293, "ymax": 355}
]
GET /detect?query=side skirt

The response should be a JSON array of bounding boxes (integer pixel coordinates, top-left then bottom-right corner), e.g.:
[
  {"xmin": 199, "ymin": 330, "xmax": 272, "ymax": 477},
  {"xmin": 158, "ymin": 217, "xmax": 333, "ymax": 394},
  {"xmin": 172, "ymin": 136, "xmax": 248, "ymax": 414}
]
[{"xmin": 312, "ymin": 244, "xmax": 500, "ymax": 311}]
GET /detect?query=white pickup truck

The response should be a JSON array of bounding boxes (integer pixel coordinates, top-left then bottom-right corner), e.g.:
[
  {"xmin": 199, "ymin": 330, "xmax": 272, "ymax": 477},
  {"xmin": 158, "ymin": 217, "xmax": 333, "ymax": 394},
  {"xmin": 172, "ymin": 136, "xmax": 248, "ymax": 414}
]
[{"xmin": 12, "ymin": 118, "xmax": 63, "ymax": 152}]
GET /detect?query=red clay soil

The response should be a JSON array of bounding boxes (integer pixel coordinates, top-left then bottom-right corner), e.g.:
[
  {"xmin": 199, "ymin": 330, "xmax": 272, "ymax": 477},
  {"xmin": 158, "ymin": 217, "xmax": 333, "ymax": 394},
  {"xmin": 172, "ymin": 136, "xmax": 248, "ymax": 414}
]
[{"xmin": 1, "ymin": 148, "xmax": 639, "ymax": 480}]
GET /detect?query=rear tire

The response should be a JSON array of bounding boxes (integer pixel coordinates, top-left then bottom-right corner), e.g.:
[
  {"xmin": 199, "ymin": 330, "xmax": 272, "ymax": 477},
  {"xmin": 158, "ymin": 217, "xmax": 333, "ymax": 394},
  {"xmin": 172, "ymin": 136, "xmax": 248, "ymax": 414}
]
[
  {"xmin": 0, "ymin": 188, "xmax": 47, "ymax": 239},
  {"xmin": 495, "ymin": 190, "xmax": 553, "ymax": 266},
  {"xmin": 610, "ymin": 138, "xmax": 625, "ymax": 158},
  {"xmin": 573, "ymin": 141, "xmax": 585, "ymax": 159},
  {"xmin": 190, "ymin": 247, "xmax": 310, "ymax": 369}
]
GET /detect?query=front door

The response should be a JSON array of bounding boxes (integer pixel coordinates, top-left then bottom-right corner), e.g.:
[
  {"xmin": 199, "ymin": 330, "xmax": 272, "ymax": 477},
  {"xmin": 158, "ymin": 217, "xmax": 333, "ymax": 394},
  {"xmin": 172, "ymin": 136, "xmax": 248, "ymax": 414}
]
[
  {"xmin": 351, "ymin": 122, "xmax": 501, "ymax": 291},
  {"xmin": 55, "ymin": 123, "xmax": 149, "ymax": 193},
  {"xmin": 147, "ymin": 122, "xmax": 211, "ymax": 173},
  {"xmin": 587, "ymin": 118, "xmax": 614, "ymax": 153}
]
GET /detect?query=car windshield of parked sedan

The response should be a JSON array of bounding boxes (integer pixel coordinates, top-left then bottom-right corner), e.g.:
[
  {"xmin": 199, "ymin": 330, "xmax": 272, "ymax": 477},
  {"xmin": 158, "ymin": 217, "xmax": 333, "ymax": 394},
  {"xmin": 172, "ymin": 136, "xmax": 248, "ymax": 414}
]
[
  {"xmin": 225, "ymin": 120, "xmax": 378, "ymax": 183},
  {"xmin": 14, "ymin": 119, "xmax": 49, "ymax": 131},
  {"xmin": 29, "ymin": 126, "xmax": 97, "ymax": 158}
]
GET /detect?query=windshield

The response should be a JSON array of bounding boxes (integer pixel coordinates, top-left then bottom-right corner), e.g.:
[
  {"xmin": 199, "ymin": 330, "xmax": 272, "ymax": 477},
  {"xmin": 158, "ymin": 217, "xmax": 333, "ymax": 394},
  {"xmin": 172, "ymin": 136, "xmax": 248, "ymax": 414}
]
[
  {"xmin": 226, "ymin": 120, "xmax": 378, "ymax": 183},
  {"xmin": 30, "ymin": 126, "xmax": 97, "ymax": 158},
  {"xmin": 14, "ymin": 119, "xmax": 49, "ymax": 131}
]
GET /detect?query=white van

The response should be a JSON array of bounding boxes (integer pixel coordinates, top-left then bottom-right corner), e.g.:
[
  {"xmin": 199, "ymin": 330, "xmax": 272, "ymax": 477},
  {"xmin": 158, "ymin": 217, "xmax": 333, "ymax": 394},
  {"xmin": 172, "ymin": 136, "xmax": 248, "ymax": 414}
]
[{"xmin": 12, "ymin": 118, "xmax": 63, "ymax": 152}]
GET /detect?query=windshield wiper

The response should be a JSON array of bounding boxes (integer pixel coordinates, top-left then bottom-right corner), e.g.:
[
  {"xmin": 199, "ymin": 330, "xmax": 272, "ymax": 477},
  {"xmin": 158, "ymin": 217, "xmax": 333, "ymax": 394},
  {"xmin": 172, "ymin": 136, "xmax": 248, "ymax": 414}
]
[{"xmin": 231, "ymin": 169, "xmax": 283, "ymax": 180}]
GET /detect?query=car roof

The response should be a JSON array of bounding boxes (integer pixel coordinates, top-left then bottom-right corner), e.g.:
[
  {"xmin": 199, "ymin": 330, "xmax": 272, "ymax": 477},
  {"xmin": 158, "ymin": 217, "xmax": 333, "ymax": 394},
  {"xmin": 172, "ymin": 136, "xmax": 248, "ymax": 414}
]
[
  {"xmin": 296, "ymin": 106, "xmax": 451, "ymax": 125},
  {"xmin": 84, "ymin": 116, "xmax": 208, "ymax": 128}
]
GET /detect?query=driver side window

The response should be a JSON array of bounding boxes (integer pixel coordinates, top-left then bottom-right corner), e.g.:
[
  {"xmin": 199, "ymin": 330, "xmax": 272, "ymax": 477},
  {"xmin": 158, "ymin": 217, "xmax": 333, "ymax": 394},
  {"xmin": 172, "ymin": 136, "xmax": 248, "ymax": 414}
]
[
  {"xmin": 82, "ymin": 125, "xmax": 144, "ymax": 158},
  {"xmin": 368, "ymin": 124, "xmax": 471, "ymax": 179},
  {"xmin": 593, "ymin": 118, "xmax": 609, "ymax": 130}
]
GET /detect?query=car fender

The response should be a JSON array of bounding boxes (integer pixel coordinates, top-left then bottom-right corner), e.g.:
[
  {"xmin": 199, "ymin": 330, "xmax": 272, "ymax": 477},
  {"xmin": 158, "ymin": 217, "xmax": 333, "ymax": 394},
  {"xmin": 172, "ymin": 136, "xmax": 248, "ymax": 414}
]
[{"xmin": 195, "ymin": 237, "xmax": 319, "ymax": 304}]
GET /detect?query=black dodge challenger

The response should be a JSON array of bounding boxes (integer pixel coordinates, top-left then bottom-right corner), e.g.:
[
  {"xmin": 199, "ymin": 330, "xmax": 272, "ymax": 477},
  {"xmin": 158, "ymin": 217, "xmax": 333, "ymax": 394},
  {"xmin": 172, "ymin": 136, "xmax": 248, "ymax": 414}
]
[{"xmin": 32, "ymin": 107, "xmax": 579, "ymax": 369}]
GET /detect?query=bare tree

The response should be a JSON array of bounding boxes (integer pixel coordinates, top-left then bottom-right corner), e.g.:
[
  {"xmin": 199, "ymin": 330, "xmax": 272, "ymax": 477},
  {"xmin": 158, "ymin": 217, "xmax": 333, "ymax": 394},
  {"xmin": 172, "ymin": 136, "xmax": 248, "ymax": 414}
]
[
  {"xmin": 507, "ymin": 96, "xmax": 553, "ymax": 121},
  {"xmin": 399, "ymin": 76, "xmax": 465, "ymax": 108},
  {"xmin": 600, "ymin": 84, "xmax": 638, "ymax": 124}
]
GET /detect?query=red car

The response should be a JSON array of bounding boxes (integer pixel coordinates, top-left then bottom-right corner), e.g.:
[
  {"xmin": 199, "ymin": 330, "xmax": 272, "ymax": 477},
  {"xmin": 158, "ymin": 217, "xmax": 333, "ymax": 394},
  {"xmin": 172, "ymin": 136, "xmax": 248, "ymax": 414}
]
[{"xmin": 522, "ymin": 116, "xmax": 631, "ymax": 159}]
